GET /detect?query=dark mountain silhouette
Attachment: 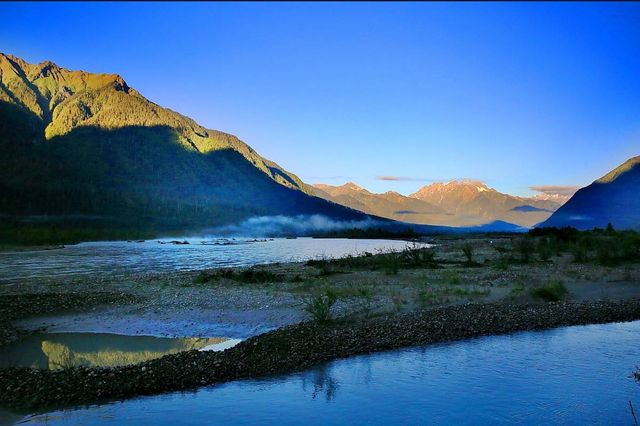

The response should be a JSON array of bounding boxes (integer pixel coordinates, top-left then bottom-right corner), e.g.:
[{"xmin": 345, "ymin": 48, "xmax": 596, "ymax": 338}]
[{"xmin": 539, "ymin": 156, "xmax": 640, "ymax": 230}]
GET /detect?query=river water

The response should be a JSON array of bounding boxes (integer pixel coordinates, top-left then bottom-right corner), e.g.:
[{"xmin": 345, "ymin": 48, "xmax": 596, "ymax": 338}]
[
  {"xmin": 0, "ymin": 238, "xmax": 417, "ymax": 281},
  {"xmin": 11, "ymin": 320, "xmax": 640, "ymax": 425}
]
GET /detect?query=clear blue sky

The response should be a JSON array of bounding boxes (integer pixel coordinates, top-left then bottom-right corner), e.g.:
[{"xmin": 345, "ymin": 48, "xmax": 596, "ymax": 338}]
[{"xmin": 2, "ymin": 2, "xmax": 639, "ymax": 197}]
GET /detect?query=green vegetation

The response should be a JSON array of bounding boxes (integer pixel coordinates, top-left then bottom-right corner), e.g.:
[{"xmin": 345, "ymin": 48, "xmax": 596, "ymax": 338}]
[
  {"xmin": 0, "ymin": 219, "xmax": 156, "ymax": 246},
  {"xmin": 305, "ymin": 245, "xmax": 440, "ymax": 275},
  {"xmin": 530, "ymin": 280, "xmax": 568, "ymax": 302},
  {"xmin": 529, "ymin": 227, "xmax": 640, "ymax": 265},
  {"xmin": 302, "ymin": 288, "xmax": 338, "ymax": 322},
  {"xmin": 462, "ymin": 243, "xmax": 475, "ymax": 265},
  {"xmin": 440, "ymin": 270, "xmax": 462, "ymax": 285},
  {"xmin": 193, "ymin": 268, "xmax": 282, "ymax": 285},
  {"xmin": 381, "ymin": 253, "xmax": 401, "ymax": 275},
  {"xmin": 0, "ymin": 54, "xmax": 365, "ymax": 245},
  {"xmin": 513, "ymin": 237, "xmax": 535, "ymax": 264},
  {"xmin": 536, "ymin": 237, "xmax": 554, "ymax": 262}
]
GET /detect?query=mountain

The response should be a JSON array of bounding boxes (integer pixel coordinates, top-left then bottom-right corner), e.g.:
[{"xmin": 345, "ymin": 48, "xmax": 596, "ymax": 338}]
[
  {"xmin": 312, "ymin": 182, "xmax": 447, "ymax": 222},
  {"xmin": 313, "ymin": 180, "xmax": 562, "ymax": 228},
  {"xmin": 539, "ymin": 156, "xmax": 640, "ymax": 230},
  {"xmin": 410, "ymin": 181, "xmax": 561, "ymax": 227},
  {"xmin": 0, "ymin": 53, "xmax": 368, "ymax": 233}
]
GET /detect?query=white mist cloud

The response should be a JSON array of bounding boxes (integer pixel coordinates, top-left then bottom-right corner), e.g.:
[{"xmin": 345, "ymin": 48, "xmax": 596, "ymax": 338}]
[
  {"xmin": 529, "ymin": 185, "xmax": 580, "ymax": 197},
  {"xmin": 208, "ymin": 214, "xmax": 384, "ymax": 237}
]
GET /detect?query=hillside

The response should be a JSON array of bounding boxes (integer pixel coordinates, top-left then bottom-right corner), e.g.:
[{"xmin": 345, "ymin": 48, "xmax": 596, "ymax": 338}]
[
  {"xmin": 540, "ymin": 156, "xmax": 640, "ymax": 230},
  {"xmin": 0, "ymin": 53, "xmax": 367, "ymax": 235},
  {"xmin": 313, "ymin": 180, "xmax": 561, "ymax": 228}
]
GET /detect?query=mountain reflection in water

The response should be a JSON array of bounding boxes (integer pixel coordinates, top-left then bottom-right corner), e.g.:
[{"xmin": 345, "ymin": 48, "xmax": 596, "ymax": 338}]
[{"xmin": 0, "ymin": 333, "xmax": 232, "ymax": 370}]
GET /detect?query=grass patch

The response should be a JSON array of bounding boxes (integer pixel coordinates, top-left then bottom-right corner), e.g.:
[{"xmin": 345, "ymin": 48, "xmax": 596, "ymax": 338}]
[
  {"xmin": 289, "ymin": 274, "xmax": 305, "ymax": 283},
  {"xmin": 461, "ymin": 243, "xmax": 476, "ymax": 266},
  {"xmin": 302, "ymin": 288, "xmax": 338, "ymax": 322},
  {"xmin": 193, "ymin": 268, "xmax": 283, "ymax": 285},
  {"xmin": 511, "ymin": 283, "xmax": 525, "ymax": 295},
  {"xmin": 440, "ymin": 270, "xmax": 462, "ymax": 285},
  {"xmin": 530, "ymin": 280, "xmax": 568, "ymax": 302}
]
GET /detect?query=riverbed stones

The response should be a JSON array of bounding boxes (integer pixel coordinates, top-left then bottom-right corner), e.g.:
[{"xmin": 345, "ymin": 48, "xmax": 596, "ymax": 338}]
[{"xmin": 1, "ymin": 299, "xmax": 639, "ymax": 412}]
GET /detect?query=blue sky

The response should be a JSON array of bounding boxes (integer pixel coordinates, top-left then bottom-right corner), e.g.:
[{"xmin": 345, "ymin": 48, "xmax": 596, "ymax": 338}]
[{"xmin": 2, "ymin": 2, "xmax": 639, "ymax": 197}]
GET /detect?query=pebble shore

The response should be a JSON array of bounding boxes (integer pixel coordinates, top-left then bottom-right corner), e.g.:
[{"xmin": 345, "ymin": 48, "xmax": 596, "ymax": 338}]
[{"xmin": 2, "ymin": 299, "xmax": 640, "ymax": 412}]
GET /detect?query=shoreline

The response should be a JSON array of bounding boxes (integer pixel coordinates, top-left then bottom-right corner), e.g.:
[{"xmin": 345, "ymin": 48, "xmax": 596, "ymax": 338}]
[{"xmin": 2, "ymin": 299, "xmax": 640, "ymax": 413}]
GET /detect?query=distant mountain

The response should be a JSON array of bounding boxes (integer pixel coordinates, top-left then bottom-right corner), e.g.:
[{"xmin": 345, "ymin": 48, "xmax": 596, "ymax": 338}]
[
  {"xmin": 539, "ymin": 156, "xmax": 640, "ymax": 230},
  {"xmin": 313, "ymin": 180, "xmax": 562, "ymax": 228},
  {"xmin": 410, "ymin": 181, "xmax": 561, "ymax": 227},
  {"xmin": 312, "ymin": 182, "xmax": 447, "ymax": 222},
  {"xmin": 0, "ymin": 53, "xmax": 368, "ymax": 232}
]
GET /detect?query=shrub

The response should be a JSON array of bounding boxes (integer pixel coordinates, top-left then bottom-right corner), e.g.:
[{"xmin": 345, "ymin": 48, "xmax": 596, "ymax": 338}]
[
  {"xmin": 530, "ymin": 280, "xmax": 568, "ymax": 302},
  {"xmin": 302, "ymin": 288, "xmax": 338, "ymax": 322},
  {"xmin": 192, "ymin": 271, "xmax": 212, "ymax": 284},
  {"xmin": 537, "ymin": 238, "xmax": 553, "ymax": 262},
  {"xmin": 491, "ymin": 258, "xmax": 509, "ymax": 271},
  {"xmin": 441, "ymin": 270, "xmax": 461, "ymax": 285},
  {"xmin": 570, "ymin": 243, "xmax": 589, "ymax": 263},
  {"xmin": 193, "ymin": 268, "xmax": 281, "ymax": 285},
  {"xmin": 290, "ymin": 274, "xmax": 305, "ymax": 283},
  {"xmin": 514, "ymin": 237, "xmax": 535, "ymax": 264},
  {"xmin": 192, "ymin": 269, "xmax": 234, "ymax": 284},
  {"xmin": 401, "ymin": 246, "xmax": 438, "ymax": 268},
  {"xmin": 236, "ymin": 269, "xmax": 281, "ymax": 283},
  {"xmin": 462, "ymin": 243, "xmax": 474, "ymax": 265},
  {"xmin": 381, "ymin": 253, "xmax": 401, "ymax": 275}
]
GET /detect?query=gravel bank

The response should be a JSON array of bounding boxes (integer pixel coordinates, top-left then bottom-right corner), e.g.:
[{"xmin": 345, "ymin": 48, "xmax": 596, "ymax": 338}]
[
  {"xmin": 0, "ymin": 293, "xmax": 139, "ymax": 346},
  {"xmin": 2, "ymin": 299, "xmax": 640, "ymax": 412}
]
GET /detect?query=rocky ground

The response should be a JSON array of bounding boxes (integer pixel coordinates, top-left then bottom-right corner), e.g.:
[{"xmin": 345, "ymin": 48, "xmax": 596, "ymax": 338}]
[
  {"xmin": 0, "ymin": 292, "xmax": 138, "ymax": 346},
  {"xmin": 2, "ymin": 236, "xmax": 639, "ymax": 342},
  {"xmin": 2, "ymin": 299, "xmax": 640, "ymax": 412},
  {"xmin": 0, "ymin": 235, "xmax": 639, "ymax": 412}
]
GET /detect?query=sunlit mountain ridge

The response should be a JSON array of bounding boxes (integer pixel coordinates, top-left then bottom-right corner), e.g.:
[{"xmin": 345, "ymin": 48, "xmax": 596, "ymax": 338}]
[{"xmin": 313, "ymin": 180, "xmax": 562, "ymax": 228}]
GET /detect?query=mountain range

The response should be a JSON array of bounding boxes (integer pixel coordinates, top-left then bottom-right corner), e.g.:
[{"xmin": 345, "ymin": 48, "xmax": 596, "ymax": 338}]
[
  {"xmin": 312, "ymin": 180, "xmax": 561, "ymax": 228},
  {"xmin": 1, "ymin": 53, "xmax": 637, "ymax": 236},
  {"xmin": 540, "ymin": 156, "xmax": 640, "ymax": 230}
]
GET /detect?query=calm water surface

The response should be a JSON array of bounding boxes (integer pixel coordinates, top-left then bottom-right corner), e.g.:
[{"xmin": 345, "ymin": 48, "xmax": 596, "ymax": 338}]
[
  {"xmin": 14, "ymin": 321, "xmax": 640, "ymax": 425},
  {"xmin": 0, "ymin": 333, "xmax": 240, "ymax": 370},
  {"xmin": 0, "ymin": 238, "xmax": 416, "ymax": 281}
]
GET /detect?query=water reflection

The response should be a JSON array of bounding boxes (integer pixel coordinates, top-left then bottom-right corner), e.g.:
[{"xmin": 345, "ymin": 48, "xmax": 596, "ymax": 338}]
[
  {"xmin": 301, "ymin": 364, "xmax": 340, "ymax": 401},
  {"xmin": 0, "ymin": 333, "xmax": 233, "ymax": 370},
  {"xmin": 14, "ymin": 321, "xmax": 640, "ymax": 425}
]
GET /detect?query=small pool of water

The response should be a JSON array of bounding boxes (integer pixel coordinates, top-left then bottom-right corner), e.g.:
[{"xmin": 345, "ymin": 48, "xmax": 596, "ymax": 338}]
[
  {"xmin": 0, "ymin": 333, "xmax": 240, "ymax": 370},
  {"xmin": 11, "ymin": 321, "xmax": 640, "ymax": 425}
]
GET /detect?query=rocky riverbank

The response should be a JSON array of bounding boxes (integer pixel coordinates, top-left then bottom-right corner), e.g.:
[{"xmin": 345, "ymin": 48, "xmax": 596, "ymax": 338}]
[
  {"xmin": 0, "ymin": 292, "xmax": 139, "ymax": 346},
  {"xmin": 2, "ymin": 299, "xmax": 640, "ymax": 412}
]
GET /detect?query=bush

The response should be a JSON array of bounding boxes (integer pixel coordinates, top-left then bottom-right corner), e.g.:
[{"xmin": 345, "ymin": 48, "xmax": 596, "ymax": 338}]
[
  {"xmin": 537, "ymin": 238, "xmax": 553, "ymax": 262},
  {"xmin": 514, "ymin": 237, "xmax": 535, "ymax": 264},
  {"xmin": 235, "ymin": 269, "xmax": 281, "ymax": 283},
  {"xmin": 491, "ymin": 257, "xmax": 509, "ymax": 271},
  {"xmin": 192, "ymin": 268, "xmax": 281, "ymax": 284},
  {"xmin": 570, "ymin": 243, "xmax": 589, "ymax": 263},
  {"xmin": 462, "ymin": 243, "xmax": 474, "ymax": 265},
  {"xmin": 290, "ymin": 274, "xmax": 305, "ymax": 283},
  {"xmin": 441, "ymin": 270, "xmax": 461, "ymax": 285},
  {"xmin": 401, "ymin": 246, "xmax": 438, "ymax": 268},
  {"xmin": 302, "ymin": 289, "xmax": 338, "ymax": 322},
  {"xmin": 192, "ymin": 269, "xmax": 233, "ymax": 284},
  {"xmin": 381, "ymin": 253, "xmax": 401, "ymax": 275},
  {"xmin": 530, "ymin": 280, "xmax": 568, "ymax": 302}
]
